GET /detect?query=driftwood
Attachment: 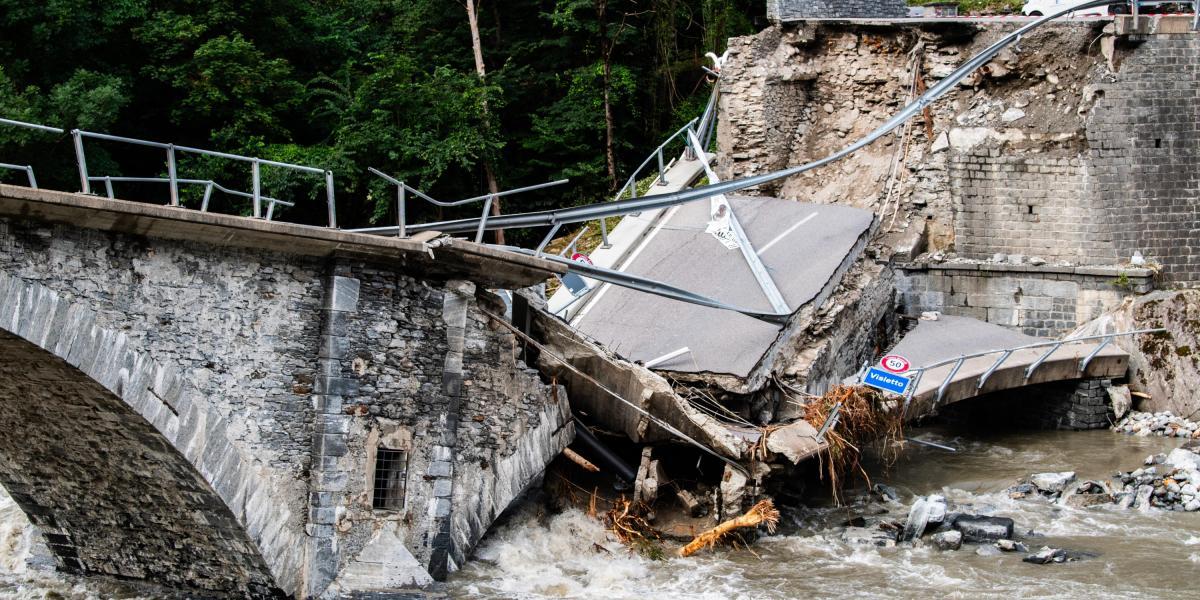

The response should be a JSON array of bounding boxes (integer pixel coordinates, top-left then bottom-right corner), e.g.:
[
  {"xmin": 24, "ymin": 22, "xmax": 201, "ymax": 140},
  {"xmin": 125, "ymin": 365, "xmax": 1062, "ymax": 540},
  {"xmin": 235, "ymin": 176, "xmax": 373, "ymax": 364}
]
[
  {"xmin": 563, "ymin": 447, "xmax": 600, "ymax": 472},
  {"xmin": 677, "ymin": 499, "xmax": 780, "ymax": 557}
]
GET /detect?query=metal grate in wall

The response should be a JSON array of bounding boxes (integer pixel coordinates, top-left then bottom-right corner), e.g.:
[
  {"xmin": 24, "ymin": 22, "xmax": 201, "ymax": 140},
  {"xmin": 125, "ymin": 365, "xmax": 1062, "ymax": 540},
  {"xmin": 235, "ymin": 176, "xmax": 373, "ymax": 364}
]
[{"xmin": 372, "ymin": 448, "xmax": 408, "ymax": 510}]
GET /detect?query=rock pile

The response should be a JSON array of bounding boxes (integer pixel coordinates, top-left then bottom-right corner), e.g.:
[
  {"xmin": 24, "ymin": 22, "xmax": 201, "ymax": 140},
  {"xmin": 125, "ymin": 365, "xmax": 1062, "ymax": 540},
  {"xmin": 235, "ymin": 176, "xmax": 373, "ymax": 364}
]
[
  {"xmin": 1113, "ymin": 411, "xmax": 1200, "ymax": 439},
  {"xmin": 1114, "ymin": 443, "xmax": 1200, "ymax": 512}
]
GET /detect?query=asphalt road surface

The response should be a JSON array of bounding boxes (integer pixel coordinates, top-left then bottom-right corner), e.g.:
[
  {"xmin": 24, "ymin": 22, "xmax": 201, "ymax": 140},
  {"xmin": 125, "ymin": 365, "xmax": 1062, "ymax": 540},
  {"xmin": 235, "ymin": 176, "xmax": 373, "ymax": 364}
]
[{"xmin": 573, "ymin": 195, "xmax": 873, "ymax": 378}]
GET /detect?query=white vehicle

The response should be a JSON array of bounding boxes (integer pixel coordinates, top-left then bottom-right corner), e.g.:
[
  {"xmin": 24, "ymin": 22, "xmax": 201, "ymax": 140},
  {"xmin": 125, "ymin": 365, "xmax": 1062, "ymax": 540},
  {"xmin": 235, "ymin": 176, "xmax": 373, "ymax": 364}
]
[{"xmin": 1021, "ymin": 0, "xmax": 1114, "ymax": 16}]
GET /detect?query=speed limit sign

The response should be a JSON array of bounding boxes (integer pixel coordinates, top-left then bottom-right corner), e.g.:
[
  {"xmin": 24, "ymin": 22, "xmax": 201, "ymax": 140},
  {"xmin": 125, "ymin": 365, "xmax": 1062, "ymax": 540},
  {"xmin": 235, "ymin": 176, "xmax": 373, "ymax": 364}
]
[{"xmin": 880, "ymin": 354, "xmax": 911, "ymax": 374}]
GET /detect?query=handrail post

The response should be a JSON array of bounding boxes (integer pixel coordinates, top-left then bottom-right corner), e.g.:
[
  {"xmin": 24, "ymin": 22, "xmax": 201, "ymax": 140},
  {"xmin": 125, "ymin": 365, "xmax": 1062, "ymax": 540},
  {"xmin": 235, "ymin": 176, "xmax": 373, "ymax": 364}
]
[
  {"xmin": 1025, "ymin": 342, "xmax": 1063, "ymax": 381},
  {"xmin": 599, "ymin": 218, "xmax": 611, "ymax": 248},
  {"xmin": 535, "ymin": 221, "xmax": 563, "ymax": 256},
  {"xmin": 901, "ymin": 368, "xmax": 924, "ymax": 414},
  {"xmin": 656, "ymin": 148, "xmax": 665, "ymax": 186},
  {"xmin": 266, "ymin": 199, "xmax": 276, "ymax": 221},
  {"xmin": 251, "ymin": 159, "xmax": 262, "ymax": 218},
  {"xmin": 935, "ymin": 358, "xmax": 964, "ymax": 407},
  {"xmin": 201, "ymin": 182, "xmax": 214, "ymax": 212},
  {"xmin": 103, "ymin": 177, "xmax": 114, "ymax": 199},
  {"xmin": 397, "ymin": 183, "xmax": 407, "ymax": 238},
  {"xmin": 325, "ymin": 170, "xmax": 337, "ymax": 228},
  {"xmin": 71, "ymin": 130, "xmax": 90, "ymax": 194},
  {"xmin": 24, "ymin": 166, "xmax": 36, "ymax": 189},
  {"xmin": 475, "ymin": 195, "xmax": 493, "ymax": 244},
  {"xmin": 1132, "ymin": 0, "xmax": 1138, "ymax": 18},
  {"xmin": 977, "ymin": 349, "xmax": 1014, "ymax": 390},
  {"xmin": 1080, "ymin": 335, "xmax": 1112, "ymax": 373},
  {"xmin": 166, "ymin": 144, "xmax": 179, "ymax": 206}
]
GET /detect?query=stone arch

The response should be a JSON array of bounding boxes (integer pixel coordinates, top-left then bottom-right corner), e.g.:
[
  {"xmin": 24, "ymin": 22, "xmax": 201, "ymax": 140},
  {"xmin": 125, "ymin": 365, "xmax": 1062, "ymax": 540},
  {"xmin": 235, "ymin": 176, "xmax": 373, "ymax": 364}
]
[{"xmin": 0, "ymin": 273, "xmax": 301, "ymax": 597}]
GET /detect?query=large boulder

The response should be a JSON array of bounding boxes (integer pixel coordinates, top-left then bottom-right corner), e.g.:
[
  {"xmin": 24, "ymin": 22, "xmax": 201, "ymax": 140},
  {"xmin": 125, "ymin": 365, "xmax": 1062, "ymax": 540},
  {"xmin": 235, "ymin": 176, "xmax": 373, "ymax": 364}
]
[
  {"xmin": 1071, "ymin": 291, "xmax": 1200, "ymax": 419},
  {"xmin": 951, "ymin": 515, "xmax": 1014, "ymax": 543}
]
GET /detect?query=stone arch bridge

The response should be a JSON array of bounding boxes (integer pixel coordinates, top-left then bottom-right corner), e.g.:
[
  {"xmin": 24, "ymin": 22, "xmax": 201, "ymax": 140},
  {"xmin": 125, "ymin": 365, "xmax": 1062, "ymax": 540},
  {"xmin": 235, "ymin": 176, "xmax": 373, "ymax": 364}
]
[{"xmin": 0, "ymin": 184, "xmax": 574, "ymax": 598}]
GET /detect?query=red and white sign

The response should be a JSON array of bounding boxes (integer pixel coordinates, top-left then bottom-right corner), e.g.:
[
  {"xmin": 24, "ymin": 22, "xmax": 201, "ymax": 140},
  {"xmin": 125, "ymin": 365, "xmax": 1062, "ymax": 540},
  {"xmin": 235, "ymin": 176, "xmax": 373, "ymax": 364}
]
[
  {"xmin": 571, "ymin": 252, "xmax": 593, "ymax": 265},
  {"xmin": 880, "ymin": 354, "xmax": 911, "ymax": 374}
]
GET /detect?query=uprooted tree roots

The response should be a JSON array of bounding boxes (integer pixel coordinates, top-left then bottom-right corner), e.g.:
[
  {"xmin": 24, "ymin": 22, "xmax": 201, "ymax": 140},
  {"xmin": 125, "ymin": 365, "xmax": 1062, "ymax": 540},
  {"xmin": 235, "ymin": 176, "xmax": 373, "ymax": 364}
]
[
  {"xmin": 678, "ymin": 499, "xmax": 781, "ymax": 558},
  {"xmin": 804, "ymin": 384, "xmax": 905, "ymax": 503},
  {"xmin": 604, "ymin": 497, "xmax": 666, "ymax": 560}
]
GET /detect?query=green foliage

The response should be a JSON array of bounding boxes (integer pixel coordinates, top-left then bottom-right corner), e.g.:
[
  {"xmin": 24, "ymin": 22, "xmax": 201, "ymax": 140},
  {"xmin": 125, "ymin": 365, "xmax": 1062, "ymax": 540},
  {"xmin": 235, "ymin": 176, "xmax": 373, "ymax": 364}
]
[{"xmin": 0, "ymin": 0, "xmax": 765, "ymax": 231}]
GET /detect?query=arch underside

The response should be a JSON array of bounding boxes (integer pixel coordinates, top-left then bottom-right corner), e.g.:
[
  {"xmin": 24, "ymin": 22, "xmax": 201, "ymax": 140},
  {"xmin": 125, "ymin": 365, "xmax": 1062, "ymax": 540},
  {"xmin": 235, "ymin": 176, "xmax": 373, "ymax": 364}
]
[{"xmin": 0, "ymin": 330, "xmax": 283, "ymax": 597}]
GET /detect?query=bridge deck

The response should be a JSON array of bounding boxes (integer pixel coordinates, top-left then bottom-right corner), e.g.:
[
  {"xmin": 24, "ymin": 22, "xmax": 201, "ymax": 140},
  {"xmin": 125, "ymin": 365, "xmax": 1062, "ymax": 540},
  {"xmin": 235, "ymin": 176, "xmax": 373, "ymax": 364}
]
[
  {"xmin": 0, "ymin": 184, "xmax": 563, "ymax": 289},
  {"xmin": 890, "ymin": 316, "xmax": 1129, "ymax": 418}
]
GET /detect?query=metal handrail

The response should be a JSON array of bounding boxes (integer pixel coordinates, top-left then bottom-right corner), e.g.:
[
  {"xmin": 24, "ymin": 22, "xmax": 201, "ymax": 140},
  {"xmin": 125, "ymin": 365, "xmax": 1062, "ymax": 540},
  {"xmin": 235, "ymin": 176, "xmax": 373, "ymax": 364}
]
[
  {"xmin": 356, "ymin": 167, "xmax": 568, "ymax": 241},
  {"xmin": 893, "ymin": 327, "xmax": 1165, "ymax": 409},
  {"xmin": 0, "ymin": 118, "xmax": 64, "ymax": 189},
  {"xmin": 89, "ymin": 176, "xmax": 293, "ymax": 219},
  {"xmin": 0, "ymin": 163, "xmax": 37, "ymax": 188},
  {"xmin": 71, "ymin": 129, "xmax": 336, "ymax": 227}
]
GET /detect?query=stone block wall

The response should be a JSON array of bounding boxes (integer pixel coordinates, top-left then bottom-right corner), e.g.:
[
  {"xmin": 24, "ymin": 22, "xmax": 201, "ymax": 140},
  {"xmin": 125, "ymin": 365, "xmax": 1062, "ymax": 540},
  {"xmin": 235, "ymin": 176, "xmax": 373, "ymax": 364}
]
[
  {"xmin": 767, "ymin": 0, "xmax": 908, "ymax": 20},
  {"xmin": 1087, "ymin": 33, "xmax": 1200, "ymax": 283},
  {"xmin": 898, "ymin": 263, "xmax": 1154, "ymax": 337},
  {"xmin": 950, "ymin": 152, "xmax": 1119, "ymax": 264}
]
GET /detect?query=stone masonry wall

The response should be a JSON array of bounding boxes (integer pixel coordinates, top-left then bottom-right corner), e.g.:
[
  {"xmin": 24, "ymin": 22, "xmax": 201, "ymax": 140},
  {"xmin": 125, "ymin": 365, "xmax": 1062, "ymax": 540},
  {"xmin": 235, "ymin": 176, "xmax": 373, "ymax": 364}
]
[
  {"xmin": 0, "ymin": 213, "xmax": 571, "ymax": 596},
  {"xmin": 898, "ymin": 263, "xmax": 1154, "ymax": 337},
  {"xmin": 767, "ymin": 0, "xmax": 908, "ymax": 20},
  {"xmin": 319, "ymin": 267, "xmax": 572, "ymax": 594},
  {"xmin": 720, "ymin": 22, "xmax": 1200, "ymax": 285},
  {"xmin": 0, "ymin": 217, "xmax": 318, "ymax": 593}
]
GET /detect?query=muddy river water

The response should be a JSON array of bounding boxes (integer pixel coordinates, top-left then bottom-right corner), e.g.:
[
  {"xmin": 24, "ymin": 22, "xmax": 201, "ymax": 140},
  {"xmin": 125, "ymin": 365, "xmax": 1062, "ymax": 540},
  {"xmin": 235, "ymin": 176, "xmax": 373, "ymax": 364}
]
[
  {"xmin": 449, "ymin": 427, "xmax": 1197, "ymax": 599},
  {"xmin": 1, "ymin": 427, "xmax": 1196, "ymax": 599}
]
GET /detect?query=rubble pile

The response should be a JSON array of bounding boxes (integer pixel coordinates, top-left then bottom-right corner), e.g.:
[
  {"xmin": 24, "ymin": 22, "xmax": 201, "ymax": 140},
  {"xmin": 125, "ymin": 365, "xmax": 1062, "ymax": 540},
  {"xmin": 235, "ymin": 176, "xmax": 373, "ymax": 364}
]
[{"xmin": 1113, "ymin": 411, "xmax": 1200, "ymax": 439}]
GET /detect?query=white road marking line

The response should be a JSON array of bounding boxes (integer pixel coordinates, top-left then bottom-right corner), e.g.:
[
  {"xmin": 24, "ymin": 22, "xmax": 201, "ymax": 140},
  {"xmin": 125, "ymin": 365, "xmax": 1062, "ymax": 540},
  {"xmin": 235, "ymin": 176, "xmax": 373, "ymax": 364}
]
[
  {"xmin": 758, "ymin": 211, "xmax": 818, "ymax": 255},
  {"xmin": 571, "ymin": 204, "xmax": 683, "ymax": 327}
]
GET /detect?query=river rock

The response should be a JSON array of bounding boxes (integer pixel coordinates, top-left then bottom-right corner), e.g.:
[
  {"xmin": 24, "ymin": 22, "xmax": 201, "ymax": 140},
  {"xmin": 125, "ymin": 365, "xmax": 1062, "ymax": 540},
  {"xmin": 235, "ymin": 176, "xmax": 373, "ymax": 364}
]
[
  {"xmin": 842, "ymin": 526, "xmax": 896, "ymax": 548},
  {"xmin": 872, "ymin": 483, "xmax": 899, "ymax": 502},
  {"xmin": 975, "ymin": 544, "xmax": 1002, "ymax": 557},
  {"xmin": 951, "ymin": 515, "xmax": 1014, "ymax": 543},
  {"xmin": 1166, "ymin": 448, "xmax": 1200, "ymax": 470},
  {"xmin": 994, "ymin": 539, "xmax": 1027, "ymax": 552},
  {"xmin": 1023, "ymin": 546, "xmax": 1068, "ymax": 565},
  {"xmin": 1007, "ymin": 483, "xmax": 1036, "ymax": 499},
  {"xmin": 931, "ymin": 530, "xmax": 962, "ymax": 551},
  {"xmin": 1134, "ymin": 485, "xmax": 1155, "ymax": 511},
  {"xmin": 1031, "ymin": 472, "xmax": 1076, "ymax": 495}
]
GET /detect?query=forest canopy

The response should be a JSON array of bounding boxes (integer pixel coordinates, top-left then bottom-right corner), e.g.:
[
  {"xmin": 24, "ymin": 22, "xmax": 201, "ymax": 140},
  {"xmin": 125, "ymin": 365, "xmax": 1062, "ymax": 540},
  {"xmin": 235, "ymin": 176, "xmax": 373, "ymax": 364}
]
[{"xmin": 0, "ymin": 0, "xmax": 762, "ymax": 238}]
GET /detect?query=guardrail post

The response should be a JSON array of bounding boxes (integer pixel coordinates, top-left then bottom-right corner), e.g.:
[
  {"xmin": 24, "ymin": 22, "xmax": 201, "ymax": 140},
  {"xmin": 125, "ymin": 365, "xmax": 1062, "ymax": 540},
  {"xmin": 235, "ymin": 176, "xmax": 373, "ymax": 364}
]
[
  {"xmin": 266, "ymin": 200, "xmax": 276, "ymax": 221},
  {"xmin": 535, "ymin": 221, "xmax": 562, "ymax": 256},
  {"xmin": 935, "ymin": 358, "xmax": 964, "ymax": 407},
  {"xmin": 103, "ymin": 177, "xmax": 114, "ymax": 199},
  {"xmin": 325, "ymin": 170, "xmax": 337, "ymax": 228},
  {"xmin": 1194, "ymin": 0, "xmax": 1198, "ymax": 30},
  {"xmin": 251, "ymin": 159, "xmax": 262, "ymax": 218},
  {"xmin": 166, "ymin": 144, "xmax": 179, "ymax": 206},
  {"xmin": 201, "ymin": 182, "xmax": 214, "ymax": 212},
  {"xmin": 1132, "ymin": 0, "xmax": 1138, "ymax": 18},
  {"xmin": 656, "ymin": 148, "xmax": 666, "ymax": 186},
  {"xmin": 397, "ymin": 183, "xmax": 407, "ymax": 238},
  {"xmin": 475, "ymin": 195, "xmax": 493, "ymax": 243},
  {"xmin": 1080, "ymin": 335, "xmax": 1113, "ymax": 373},
  {"xmin": 71, "ymin": 130, "xmax": 90, "ymax": 194},
  {"xmin": 24, "ymin": 166, "xmax": 36, "ymax": 189},
  {"xmin": 599, "ymin": 218, "xmax": 611, "ymax": 248}
]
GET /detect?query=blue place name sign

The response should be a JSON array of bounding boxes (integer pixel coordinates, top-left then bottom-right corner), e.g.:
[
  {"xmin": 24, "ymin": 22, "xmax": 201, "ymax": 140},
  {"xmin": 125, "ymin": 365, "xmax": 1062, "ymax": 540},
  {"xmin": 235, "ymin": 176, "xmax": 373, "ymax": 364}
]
[{"xmin": 863, "ymin": 367, "xmax": 912, "ymax": 396}]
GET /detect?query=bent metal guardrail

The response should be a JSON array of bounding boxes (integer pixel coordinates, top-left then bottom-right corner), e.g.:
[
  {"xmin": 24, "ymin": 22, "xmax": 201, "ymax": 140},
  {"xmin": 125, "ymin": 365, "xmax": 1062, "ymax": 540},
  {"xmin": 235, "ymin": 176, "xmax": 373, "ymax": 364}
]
[
  {"xmin": 352, "ymin": 167, "xmax": 568, "ymax": 241},
  {"xmin": 883, "ymin": 328, "xmax": 1167, "ymax": 412},
  {"xmin": 397, "ymin": 0, "xmax": 1140, "ymax": 241},
  {"xmin": 0, "ymin": 116, "xmax": 337, "ymax": 227}
]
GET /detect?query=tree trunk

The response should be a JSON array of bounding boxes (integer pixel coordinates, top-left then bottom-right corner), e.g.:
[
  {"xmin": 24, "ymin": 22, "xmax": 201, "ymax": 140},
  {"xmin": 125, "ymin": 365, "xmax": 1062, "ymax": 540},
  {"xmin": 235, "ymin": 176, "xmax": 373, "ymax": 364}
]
[
  {"xmin": 598, "ymin": 0, "xmax": 618, "ymax": 191},
  {"xmin": 466, "ymin": 0, "xmax": 505, "ymax": 244}
]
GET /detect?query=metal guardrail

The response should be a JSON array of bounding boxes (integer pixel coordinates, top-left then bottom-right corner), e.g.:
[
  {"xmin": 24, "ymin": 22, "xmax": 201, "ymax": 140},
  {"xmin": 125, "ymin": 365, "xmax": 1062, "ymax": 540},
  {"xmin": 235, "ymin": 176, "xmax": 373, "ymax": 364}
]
[
  {"xmin": 90, "ymin": 176, "xmax": 293, "ymax": 219},
  {"xmin": 888, "ymin": 328, "xmax": 1166, "ymax": 411},
  {"xmin": 1, "ymin": 116, "xmax": 337, "ymax": 227},
  {"xmin": 354, "ymin": 167, "xmax": 568, "ymax": 242},
  {"xmin": 0, "ymin": 118, "xmax": 65, "ymax": 189},
  {"xmin": 71, "ymin": 129, "xmax": 337, "ymax": 227},
  {"xmin": 404, "ymin": 0, "xmax": 1134, "ymax": 241}
]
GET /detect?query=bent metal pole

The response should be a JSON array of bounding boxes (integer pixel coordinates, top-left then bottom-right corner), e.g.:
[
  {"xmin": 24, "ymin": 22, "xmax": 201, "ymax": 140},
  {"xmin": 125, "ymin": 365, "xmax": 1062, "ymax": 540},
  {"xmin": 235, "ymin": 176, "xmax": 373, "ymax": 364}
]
[{"xmin": 398, "ymin": 0, "xmax": 1127, "ymax": 237}]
